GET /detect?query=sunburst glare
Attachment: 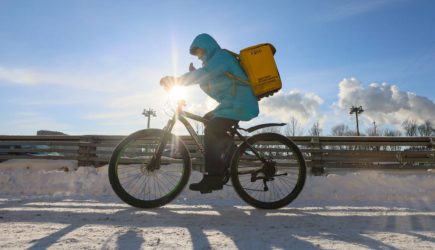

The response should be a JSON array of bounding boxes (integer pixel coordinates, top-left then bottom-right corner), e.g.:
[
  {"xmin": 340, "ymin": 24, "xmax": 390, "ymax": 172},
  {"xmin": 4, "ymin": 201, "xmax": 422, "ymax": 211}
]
[{"xmin": 169, "ymin": 85, "xmax": 187, "ymax": 101}]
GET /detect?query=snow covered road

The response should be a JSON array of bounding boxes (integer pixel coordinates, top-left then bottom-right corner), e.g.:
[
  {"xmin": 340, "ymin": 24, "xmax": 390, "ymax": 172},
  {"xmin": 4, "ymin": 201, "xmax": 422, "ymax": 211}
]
[
  {"xmin": 0, "ymin": 197, "xmax": 434, "ymax": 249},
  {"xmin": 0, "ymin": 160, "xmax": 434, "ymax": 249}
]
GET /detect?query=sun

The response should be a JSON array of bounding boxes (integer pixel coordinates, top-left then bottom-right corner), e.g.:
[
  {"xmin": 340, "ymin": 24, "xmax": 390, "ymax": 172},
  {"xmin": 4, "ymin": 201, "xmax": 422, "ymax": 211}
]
[{"xmin": 169, "ymin": 85, "xmax": 187, "ymax": 101}]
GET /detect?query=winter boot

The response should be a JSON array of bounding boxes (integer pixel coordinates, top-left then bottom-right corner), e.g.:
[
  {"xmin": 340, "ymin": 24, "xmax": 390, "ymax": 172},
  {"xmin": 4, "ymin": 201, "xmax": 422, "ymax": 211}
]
[{"xmin": 189, "ymin": 175, "xmax": 224, "ymax": 193}]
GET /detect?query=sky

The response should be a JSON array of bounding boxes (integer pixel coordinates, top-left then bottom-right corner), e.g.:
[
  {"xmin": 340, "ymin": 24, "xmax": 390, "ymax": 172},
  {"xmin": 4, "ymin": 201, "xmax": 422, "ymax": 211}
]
[{"xmin": 1, "ymin": 0, "xmax": 434, "ymax": 135}]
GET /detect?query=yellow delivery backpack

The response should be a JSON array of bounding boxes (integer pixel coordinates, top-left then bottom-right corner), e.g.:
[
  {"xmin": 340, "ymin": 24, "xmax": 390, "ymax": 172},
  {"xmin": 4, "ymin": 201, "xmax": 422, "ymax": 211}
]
[{"xmin": 224, "ymin": 43, "xmax": 282, "ymax": 100}]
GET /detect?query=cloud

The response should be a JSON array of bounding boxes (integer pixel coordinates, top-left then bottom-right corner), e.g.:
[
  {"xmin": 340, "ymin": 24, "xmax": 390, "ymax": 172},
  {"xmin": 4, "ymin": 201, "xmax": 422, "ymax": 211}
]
[
  {"xmin": 0, "ymin": 67, "xmax": 48, "ymax": 86},
  {"xmin": 83, "ymin": 111, "xmax": 139, "ymax": 120},
  {"xmin": 82, "ymin": 91, "xmax": 166, "ymax": 123},
  {"xmin": 336, "ymin": 77, "xmax": 435, "ymax": 125},
  {"xmin": 0, "ymin": 65, "xmax": 162, "ymax": 92},
  {"xmin": 319, "ymin": 0, "xmax": 404, "ymax": 21},
  {"xmin": 260, "ymin": 90, "xmax": 324, "ymax": 125},
  {"xmin": 0, "ymin": 112, "xmax": 71, "ymax": 135}
]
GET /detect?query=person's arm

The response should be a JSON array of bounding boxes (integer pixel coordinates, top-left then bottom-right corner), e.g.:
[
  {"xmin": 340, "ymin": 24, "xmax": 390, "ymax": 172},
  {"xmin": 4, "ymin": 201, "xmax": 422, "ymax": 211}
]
[{"xmin": 177, "ymin": 53, "xmax": 228, "ymax": 86}]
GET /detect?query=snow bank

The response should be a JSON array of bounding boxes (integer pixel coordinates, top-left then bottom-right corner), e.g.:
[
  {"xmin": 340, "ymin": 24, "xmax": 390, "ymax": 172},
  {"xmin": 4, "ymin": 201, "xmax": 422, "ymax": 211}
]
[
  {"xmin": 0, "ymin": 160, "xmax": 434, "ymax": 206},
  {"xmin": 0, "ymin": 159, "xmax": 78, "ymax": 171},
  {"xmin": 0, "ymin": 160, "xmax": 111, "ymax": 196},
  {"xmin": 299, "ymin": 170, "xmax": 435, "ymax": 204}
]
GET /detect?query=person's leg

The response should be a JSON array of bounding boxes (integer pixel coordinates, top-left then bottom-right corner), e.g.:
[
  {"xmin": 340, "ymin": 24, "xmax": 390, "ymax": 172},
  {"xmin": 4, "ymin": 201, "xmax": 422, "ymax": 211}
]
[
  {"xmin": 203, "ymin": 117, "xmax": 237, "ymax": 175},
  {"xmin": 189, "ymin": 117, "xmax": 238, "ymax": 192}
]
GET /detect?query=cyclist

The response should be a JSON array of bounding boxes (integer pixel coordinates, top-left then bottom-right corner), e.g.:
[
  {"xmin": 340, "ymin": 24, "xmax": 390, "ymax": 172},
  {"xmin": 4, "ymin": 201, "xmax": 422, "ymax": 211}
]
[{"xmin": 160, "ymin": 33, "xmax": 259, "ymax": 193}]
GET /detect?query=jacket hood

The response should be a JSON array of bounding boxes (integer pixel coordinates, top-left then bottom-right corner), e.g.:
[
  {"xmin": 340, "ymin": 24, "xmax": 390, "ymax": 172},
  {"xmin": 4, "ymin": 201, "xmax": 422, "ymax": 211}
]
[{"xmin": 189, "ymin": 33, "xmax": 221, "ymax": 63}]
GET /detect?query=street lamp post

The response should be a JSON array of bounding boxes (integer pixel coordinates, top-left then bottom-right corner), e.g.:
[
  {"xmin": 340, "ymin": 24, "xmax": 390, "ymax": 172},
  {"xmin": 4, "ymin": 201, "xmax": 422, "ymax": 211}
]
[
  {"xmin": 142, "ymin": 108, "xmax": 157, "ymax": 128},
  {"xmin": 373, "ymin": 121, "xmax": 377, "ymax": 135},
  {"xmin": 349, "ymin": 106, "xmax": 364, "ymax": 136}
]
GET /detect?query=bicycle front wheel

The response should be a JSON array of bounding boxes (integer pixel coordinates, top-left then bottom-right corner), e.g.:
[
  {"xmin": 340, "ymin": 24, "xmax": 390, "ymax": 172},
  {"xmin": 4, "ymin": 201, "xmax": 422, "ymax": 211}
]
[
  {"xmin": 231, "ymin": 133, "xmax": 306, "ymax": 209},
  {"xmin": 109, "ymin": 129, "xmax": 191, "ymax": 208}
]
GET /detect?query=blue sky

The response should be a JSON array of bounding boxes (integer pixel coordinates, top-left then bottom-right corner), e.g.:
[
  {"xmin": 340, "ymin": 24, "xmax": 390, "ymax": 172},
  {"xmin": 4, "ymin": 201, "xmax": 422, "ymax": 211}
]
[{"xmin": 1, "ymin": 0, "xmax": 434, "ymax": 135}]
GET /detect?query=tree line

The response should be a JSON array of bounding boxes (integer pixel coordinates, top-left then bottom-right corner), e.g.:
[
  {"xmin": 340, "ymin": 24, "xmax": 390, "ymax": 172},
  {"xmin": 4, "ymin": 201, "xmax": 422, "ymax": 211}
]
[
  {"xmin": 193, "ymin": 115, "xmax": 433, "ymax": 137},
  {"xmin": 280, "ymin": 117, "xmax": 434, "ymax": 137}
]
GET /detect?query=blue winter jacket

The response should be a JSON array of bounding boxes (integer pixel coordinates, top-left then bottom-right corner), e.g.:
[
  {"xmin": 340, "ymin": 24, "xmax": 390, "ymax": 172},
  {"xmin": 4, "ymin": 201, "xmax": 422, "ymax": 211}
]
[{"xmin": 179, "ymin": 33, "xmax": 259, "ymax": 121}]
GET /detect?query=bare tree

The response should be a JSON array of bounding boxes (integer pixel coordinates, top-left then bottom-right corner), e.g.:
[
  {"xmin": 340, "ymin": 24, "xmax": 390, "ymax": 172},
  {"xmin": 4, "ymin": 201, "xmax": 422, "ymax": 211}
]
[
  {"xmin": 309, "ymin": 121, "xmax": 322, "ymax": 136},
  {"xmin": 330, "ymin": 124, "xmax": 350, "ymax": 149},
  {"xmin": 383, "ymin": 128, "xmax": 402, "ymax": 137},
  {"xmin": 331, "ymin": 124, "xmax": 355, "ymax": 136},
  {"xmin": 417, "ymin": 120, "xmax": 433, "ymax": 136},
  {"xmin": 366, "ymin": 127, "xmax": 382, "ymax": 136},
  {"xmin": 283, "ymin": 116, "xmax": 302, "ymax": 136},
  {"xmin": 383, "ymin": 128, "xmax": 402, "ymax": 151},
  {"xmin": 259, "ymin": 126, "xmax": 281, "ymax": 134},
  {"xmin": 402, "ymin": 119, "xmax": 418, "ymax": 136}
]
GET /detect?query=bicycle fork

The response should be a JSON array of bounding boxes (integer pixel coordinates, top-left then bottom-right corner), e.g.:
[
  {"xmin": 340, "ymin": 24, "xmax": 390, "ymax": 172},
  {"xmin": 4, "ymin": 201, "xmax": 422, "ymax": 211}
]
[{"xmin": 145, "ymin": 117, "xmax": 177, "ymax": 172}]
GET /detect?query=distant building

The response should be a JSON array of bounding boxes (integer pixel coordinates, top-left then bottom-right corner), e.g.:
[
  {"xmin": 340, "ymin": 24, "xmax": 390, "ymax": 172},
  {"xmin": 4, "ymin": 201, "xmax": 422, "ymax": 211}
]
[{"xmin": 37, "ymin": 130, "xmax": 67, "ymax": 136}]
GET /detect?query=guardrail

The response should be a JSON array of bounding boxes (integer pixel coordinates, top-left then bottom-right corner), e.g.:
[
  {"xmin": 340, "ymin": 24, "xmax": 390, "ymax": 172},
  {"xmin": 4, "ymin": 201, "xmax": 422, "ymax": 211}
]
[{"xmin": 0, "ymin": 135, "xmax": 434, "ymax": 173}]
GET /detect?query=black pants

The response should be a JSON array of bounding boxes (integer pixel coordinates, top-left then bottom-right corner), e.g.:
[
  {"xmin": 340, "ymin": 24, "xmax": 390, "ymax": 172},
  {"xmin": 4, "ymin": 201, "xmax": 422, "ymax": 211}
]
[{"xmin": 204, "ymin": 117, "xmax": 238, "ymax": 175}]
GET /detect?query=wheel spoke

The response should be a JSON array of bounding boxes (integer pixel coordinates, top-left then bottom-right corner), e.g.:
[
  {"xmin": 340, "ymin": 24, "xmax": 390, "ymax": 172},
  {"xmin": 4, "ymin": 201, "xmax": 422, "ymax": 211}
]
[
  {"xmin": 109, "ymin": 130, "xmax": 190, "ymax": 208},
  {"xmin": 232, "ymin": 133, "xmax": 306, "ymax": 209}
]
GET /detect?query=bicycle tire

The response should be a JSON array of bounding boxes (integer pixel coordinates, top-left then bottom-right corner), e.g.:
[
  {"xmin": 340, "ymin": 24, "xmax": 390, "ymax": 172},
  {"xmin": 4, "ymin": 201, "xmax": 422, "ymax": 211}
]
[
  {"xmin": 230, "ymin": 133, "xmax": 306, "ymax": 209},
  {"xmin": 109, "ymin": 129, "xmax": 191, "ymax": 208}
]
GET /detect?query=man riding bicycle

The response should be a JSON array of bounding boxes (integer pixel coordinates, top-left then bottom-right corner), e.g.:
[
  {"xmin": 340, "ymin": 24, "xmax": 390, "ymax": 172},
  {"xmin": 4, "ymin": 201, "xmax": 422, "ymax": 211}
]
[{"xmin": 160, "ymin": 33, "xmax": 259, "ymax": 193}]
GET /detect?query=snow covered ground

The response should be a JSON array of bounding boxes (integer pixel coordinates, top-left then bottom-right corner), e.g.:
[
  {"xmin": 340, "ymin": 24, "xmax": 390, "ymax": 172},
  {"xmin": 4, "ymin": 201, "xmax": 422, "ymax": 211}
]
[{"xmin": 0, "ymin": 159, "xmax": 434, "ymax": 249}]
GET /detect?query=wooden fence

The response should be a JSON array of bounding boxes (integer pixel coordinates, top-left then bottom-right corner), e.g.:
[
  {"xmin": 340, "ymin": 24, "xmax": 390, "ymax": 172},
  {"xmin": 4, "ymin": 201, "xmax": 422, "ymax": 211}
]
[{"xmin": 0, "ymin": 135, "xmax": 434, "ymax": 173}]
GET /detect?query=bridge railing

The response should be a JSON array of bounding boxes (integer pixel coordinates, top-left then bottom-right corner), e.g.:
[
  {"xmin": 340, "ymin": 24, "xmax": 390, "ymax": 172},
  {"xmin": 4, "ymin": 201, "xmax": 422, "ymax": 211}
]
[{"xmin": 0, "ymin": 135, "xmax": 433, "ymax": 173}]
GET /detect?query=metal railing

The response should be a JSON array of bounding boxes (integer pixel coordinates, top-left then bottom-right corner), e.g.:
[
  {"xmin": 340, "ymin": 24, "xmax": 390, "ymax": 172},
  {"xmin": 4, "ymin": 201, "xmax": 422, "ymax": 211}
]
[{"xmin": 1, "ymin": 135, "xmax": 434, "ymax": 173}]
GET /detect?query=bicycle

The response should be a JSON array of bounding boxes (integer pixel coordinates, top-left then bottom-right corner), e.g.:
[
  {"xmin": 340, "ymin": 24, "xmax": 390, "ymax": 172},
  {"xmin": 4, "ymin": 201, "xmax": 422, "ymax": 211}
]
[{"xmin": 109, "ymin": 98, "xmax": 306, "ymax": 209}]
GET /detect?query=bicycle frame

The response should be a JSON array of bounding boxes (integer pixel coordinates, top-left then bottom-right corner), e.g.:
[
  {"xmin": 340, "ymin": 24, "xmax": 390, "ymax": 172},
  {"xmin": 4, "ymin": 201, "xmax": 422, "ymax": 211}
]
[
  {"xmin": 149, "ymin": 100, "xmax": 283, "ymax": 172},
  {"xmin": 161, "ymin": 102, "xmax": 208, "ymax": 153},
  {"xmin": 146, "ymin": 101, "xmax": 208, "ymax": 171}
]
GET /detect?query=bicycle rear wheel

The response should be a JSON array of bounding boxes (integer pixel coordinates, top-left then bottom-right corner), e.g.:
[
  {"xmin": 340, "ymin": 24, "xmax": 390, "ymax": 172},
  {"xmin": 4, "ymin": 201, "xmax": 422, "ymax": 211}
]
[
  {"xmin": 109, "ymin": 129, "xmax": 191, "ymax": 208},
  {"xmin": 231, "ymin": 133, "xmax": 306, "ymax": 209}
]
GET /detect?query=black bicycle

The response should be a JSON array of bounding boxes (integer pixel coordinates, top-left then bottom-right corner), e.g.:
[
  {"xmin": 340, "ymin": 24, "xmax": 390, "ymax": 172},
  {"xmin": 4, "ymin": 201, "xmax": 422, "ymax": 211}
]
[{"xmin": 109, "ymin": 99, "xmax": 306, "ymax": 209}]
